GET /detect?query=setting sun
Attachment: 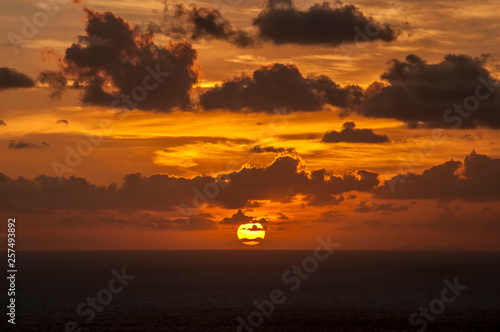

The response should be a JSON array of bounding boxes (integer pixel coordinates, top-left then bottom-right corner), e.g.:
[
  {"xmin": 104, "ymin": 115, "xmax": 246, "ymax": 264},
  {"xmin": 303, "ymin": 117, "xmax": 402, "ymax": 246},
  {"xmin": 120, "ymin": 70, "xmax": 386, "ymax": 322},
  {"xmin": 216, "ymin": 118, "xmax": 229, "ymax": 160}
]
[{"xmin": 236, "ymin": 223, "xmax": 266, "ymax": 246}]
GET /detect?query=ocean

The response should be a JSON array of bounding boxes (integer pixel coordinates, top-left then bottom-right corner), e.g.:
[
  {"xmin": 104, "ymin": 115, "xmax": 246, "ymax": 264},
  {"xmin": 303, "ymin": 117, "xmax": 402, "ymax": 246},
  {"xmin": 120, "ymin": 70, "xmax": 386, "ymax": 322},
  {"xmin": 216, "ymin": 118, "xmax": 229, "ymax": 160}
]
[{"xmin": 4, "ymin": 251, "xmax": 500, "ymax": 331}]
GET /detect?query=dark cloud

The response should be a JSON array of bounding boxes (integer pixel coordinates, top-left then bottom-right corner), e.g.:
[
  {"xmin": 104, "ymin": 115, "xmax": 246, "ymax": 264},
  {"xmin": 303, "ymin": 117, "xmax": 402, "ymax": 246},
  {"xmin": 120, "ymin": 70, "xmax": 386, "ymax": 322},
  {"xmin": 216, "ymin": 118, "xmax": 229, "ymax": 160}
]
[
  {"xmin": 43, "ymin": 9, "xmax": 200, "ymax": 112},
  {"xmin": 0, "ymin": 155, "xmax": 379, "ymax": 213},
  {"xmin": 322, "ymin": 122, "xmax": 389, "ymax": 143},
  {"xmin": 57, "ymin": 119, "xmax": 69, "ymax": 125},
  {"xmin": 200, "ymin": 63, "xmax": 362, "ymax": 112},
  {"xmin": 143, "ymin": 213, "xmax": 217, "ymax": 230},
  {"xmin": 377, "ymin": 151, "xmax": 500, "ymax": 201},
  {"xmin": 0, "ymin": 120, "xmax": 6, "ymax": 126},
  {"xmin": 8, "ymin": 140, "xmax": 49, "ymax": 149},
  {"xmin": 154, "ymin": 0, "xmax": 398, "ymax": 48},
  {"xmin": 311, "ymin": 210, "xmax": 344, "ymax": 223},
  {"xmin": 253, "ymin": 0, "xmax": 398, "ymax": 46},
  {"xmin": 38, "ymin": 71, "xmax": 68, "ymax": 98},
  {"xmin": 0, "ymin": 67, "xmax": 35, "ymax": 90},
  {"xmin": 154, "ymin": 4, "xmax": 254, "ymax": 47},
  {"xmin": 219, "ymin": 210, "xmax": 269, "ymax": 225},
  {"xmin": 350, "ymin": 54, "xmax": 500, "ymax": 128},
  {"xmin": 354, "ymin": 201, "xmax": 409, "ymax": 213},
  {"xmin": 220, "ymin": 209, "xmax": 253, "ymax": 224},
  {"xmin": 277, "ymin": 212, "xmax": 289, "ymax": 220},
  {"xmin": 248, "ymin": 145, "xmax": 296, "ymax": 153}
]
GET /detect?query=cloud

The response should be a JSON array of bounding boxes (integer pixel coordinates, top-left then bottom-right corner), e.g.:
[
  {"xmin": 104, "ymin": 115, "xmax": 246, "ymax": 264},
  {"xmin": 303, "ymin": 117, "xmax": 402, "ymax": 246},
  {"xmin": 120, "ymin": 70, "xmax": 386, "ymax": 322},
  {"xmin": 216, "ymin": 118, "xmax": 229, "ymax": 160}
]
[
  {"xmin": 220, "ymin": 209, "xmax": 253, "ymax": 224},
  {"xmin": 0, "ymin": 120, "xmax": 6, "ymax": 126},
  {"xmin": 154, "ymin": 4, "xmax": 254, "ymax": 47},
  {"xmin": 219, "ymin": 210, "xmax": 269, "ymax": 225},
  {"xmin": 57, "ymin": 119, "xmax": 69, "ymax": 125},
  {"xmin": 350, "ymin": 54, "xmax": 500, "ymax": 128},
  {"xmin": 199, "ymin": 63, "xmax": 362, "ymax": 112},
  {"xmin": 354, "ymin": 201, "xmax": 409, "ymax": 213},
  {"xmin": 311, "ymin": 210, "xmax": 344, "ymax": 223},
  {"xmin": 8, "ymin": 140, "xmax": 49, "ymax": 149},
  {"xmin": 38, "ymin": 71, "xmax": 68, "ymax": 98},
  {"xmin": 322, "ymin": 122, "xmax": 389, "ymax": 143},
  {"xmin": 143, "ymin": 213, "xmax": 217, "ymax": 230},
  {"xmin": 0, "ymin": 155, "xmax": 379, "ymax": 213},
  {"xmin": 42, "ymin": 9, "xmax": 200, "ymax": 112},
  {"xmin": 376, "ymin": 151, "xmax": 500, "ymax": 201},
  {"xmin": 0, "ymin": 67, "xmax": 35, "ymax": 90},
  {"xmin": 248, "ymin": 145, "xmax": 296, "ymax": 153},
  {"xmin": 253, "ymin": 0, "xmax": 398, "ymax": 46},
  {"xmin": 154, "ymin": 0, "xmax": 398, "ymax": 48},
  {"xmin": 277, "ymin": 212, "xmax": 289, "ymax": 220}
]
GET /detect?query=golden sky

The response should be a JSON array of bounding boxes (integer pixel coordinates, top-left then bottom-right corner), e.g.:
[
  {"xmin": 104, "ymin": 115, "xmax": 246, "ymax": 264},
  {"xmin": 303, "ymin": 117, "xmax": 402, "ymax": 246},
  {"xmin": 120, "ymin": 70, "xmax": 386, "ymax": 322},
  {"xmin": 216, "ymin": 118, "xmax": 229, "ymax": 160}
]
[{"xmin": 1, "ymin": 0, "xmax": 500, "ymax": 250}]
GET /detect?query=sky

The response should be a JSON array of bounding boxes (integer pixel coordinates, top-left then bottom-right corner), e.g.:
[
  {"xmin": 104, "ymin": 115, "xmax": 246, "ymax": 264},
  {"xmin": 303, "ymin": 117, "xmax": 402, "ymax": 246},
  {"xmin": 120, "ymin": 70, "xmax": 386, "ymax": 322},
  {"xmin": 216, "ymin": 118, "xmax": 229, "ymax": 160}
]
[{"xmin": 1, "ymin": 0, "xmax": 500, "ymax": 250}]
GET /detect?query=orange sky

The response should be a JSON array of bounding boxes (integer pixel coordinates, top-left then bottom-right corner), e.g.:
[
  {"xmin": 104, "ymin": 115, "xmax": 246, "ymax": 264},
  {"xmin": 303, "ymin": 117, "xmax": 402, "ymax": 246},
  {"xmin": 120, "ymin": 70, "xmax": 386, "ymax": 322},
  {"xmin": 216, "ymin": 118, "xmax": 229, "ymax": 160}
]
[{"xmin": 1, "ymin": 0, "xmax": 500, "ymax": 251}]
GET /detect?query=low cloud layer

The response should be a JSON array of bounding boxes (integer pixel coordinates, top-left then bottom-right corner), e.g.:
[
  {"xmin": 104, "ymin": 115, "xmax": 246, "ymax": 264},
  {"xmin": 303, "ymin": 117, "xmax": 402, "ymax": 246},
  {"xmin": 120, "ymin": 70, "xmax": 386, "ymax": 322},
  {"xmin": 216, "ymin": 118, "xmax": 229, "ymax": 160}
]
[
  {"xmin": 0, "ymin": 155, "xmax": 379, "ymax": 213},
  {"xmin": 322, "ymin": 122, "xmax": 389, "ymax": 143},
  {"xmin": 8, "ymin": 140, "xmax": 49, "ymax": 149}
]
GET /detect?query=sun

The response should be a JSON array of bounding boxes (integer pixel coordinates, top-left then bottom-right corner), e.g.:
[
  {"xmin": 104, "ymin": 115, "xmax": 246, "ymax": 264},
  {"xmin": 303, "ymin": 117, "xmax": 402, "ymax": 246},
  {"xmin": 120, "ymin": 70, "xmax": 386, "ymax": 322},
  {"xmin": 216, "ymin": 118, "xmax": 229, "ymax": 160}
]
[{"xmin": 237, "ymin": 223, "xmax": 265, "ymax": 246}]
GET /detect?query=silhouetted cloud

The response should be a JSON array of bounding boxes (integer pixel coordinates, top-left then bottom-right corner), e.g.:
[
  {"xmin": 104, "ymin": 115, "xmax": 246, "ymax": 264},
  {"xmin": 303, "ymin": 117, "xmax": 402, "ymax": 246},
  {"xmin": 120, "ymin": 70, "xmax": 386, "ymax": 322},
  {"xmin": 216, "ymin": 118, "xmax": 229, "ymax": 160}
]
[
  {"xmin": 0, "ymin": 67, "xmax": 35, "ymax": 90},
  {"xmin": 377, "ymin": 151, "xmax": 500, "ymax": 201},
  {"xmin": 248, "ymin": 145, "xmax": 296, "ymax": 153},
  {"xmin": 8, "ymin": 140, "xmax": 49, "ymax": 149},
  {"xmin": 354, "ymin": 201, "xmax": 409, "ymax": 213},
  {"xmin": 322, "ymin": 122, "xmax": 389, "ymax": 143},
  {"xmin": 311, "ymin": 210, "xmax": 344, "ymax": 223},
  {"xmin": 143, "ymin": 213, "xmax": 217, "ymax": 230},
  {"xmin": 57, "ymin": 119, "xmax": 69, "ymax": 125},
  {"xmin": 220, "ymin": 209, "xmax": 253, "ymax": 224},
  {"xmin": 0, "ymin": 155, "xmax": 379, "ymax": 213},
  {"xmin": 200, "ymin": 63, "xmax": 362, "ymax": 112},
  {"xmin": 253, "ymin": 0, "xmax": 398, "ymax": 46},
  {"xmin": 154, "ymin": 4, "xmax": 254, "ymax": 47},
  {"xmin": 0, "ymin": 120, "xmax": 6, "ymax": 126},
  {"xmin": 350, "ymin": 54, "xmax": 500, "ymax": 128},
  {"xmin": 38, "ymin": 71, "xmax": 68, "ymax": 99},
  {"xmin": 42, "ymin": 9, "xmax": 200, "ymax": 112},
  {"xmin": 154, "ymin": 0, "xmax": 398, "ymax": 48}
]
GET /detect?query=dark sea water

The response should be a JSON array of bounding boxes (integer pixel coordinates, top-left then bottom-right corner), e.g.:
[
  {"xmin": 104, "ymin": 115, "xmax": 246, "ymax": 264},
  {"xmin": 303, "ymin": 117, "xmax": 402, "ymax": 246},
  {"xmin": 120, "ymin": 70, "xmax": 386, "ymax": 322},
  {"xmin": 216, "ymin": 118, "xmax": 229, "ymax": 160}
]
[{"xmin": 3, "ymin": 251, "xmax": 500, "ymax": 331}]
